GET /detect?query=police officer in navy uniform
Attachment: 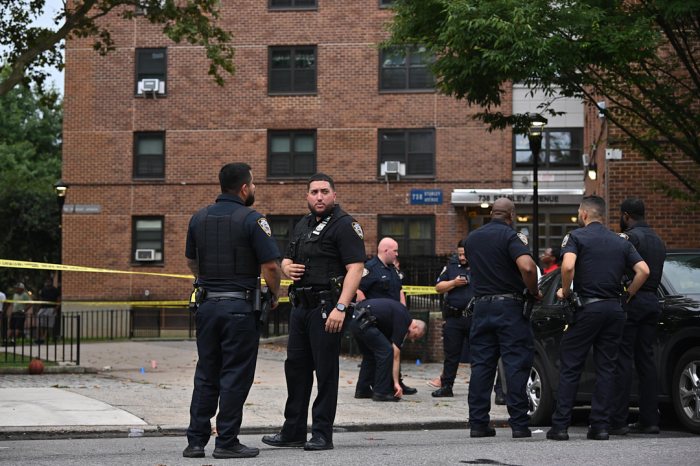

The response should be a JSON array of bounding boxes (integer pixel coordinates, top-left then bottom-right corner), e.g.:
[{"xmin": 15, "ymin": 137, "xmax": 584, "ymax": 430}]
[
  {"xmin": 465, "ymin": 197, "xmax": 541, "ymax": 439},
  {"xmin": 262, "ymin": 173, "xmax": 365, "ymax": 451},
  {"xmin": 547, "ymin": 195, "xmax": 649, "ymax": 441},
  {"xmin": 350, "ymin": 298, "xmax": 426, "ymax": 401},
  {"xmin": 183, "ymin": 163, "xmax": 282, "ymax": 459},
  {"xmin": 432, "ymin": 240, "xmax": 473, "ymax": 398},
  {"xmin": 610, "ymin": 197, "xmax": 666, "ymax": 435}
]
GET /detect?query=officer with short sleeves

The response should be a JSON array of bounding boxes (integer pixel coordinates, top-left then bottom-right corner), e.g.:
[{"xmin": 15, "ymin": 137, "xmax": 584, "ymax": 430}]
[
  {"xmin": 356, "ymin": 237, "xmax": 405, "ymax": 304},
  {"xmin": 610, "ymin": 197, "xmax": 666, "ymax": 435},
  {"xmin": 547, "ymin": 195, "xmax": 649, "ymax": 441},
  {"xmin": 183, "ymin": 163, "xmax": 282, "ymax": 459},
  {"xmin": 465, "ymin": 197, "xmax": 541, "ymax": 439},
  {"xmin": 263, "ymin": 173, "xmax": 365, "ymax": 452}
]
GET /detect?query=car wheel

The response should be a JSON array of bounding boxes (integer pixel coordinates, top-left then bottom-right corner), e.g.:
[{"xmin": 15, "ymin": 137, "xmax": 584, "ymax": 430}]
[
  {"xmin": 527, "ymin": 356, "xmax": 554, "ymax": 426},
  {"xmin": 671, "ymin": 347, "xmax": 700, "ymax": 434}
]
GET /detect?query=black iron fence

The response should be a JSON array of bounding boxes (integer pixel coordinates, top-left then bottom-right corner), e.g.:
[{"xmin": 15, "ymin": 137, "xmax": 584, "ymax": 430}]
[{"xmin": 1, "ymin": 314, "xmax": 81, "ymax": 366}]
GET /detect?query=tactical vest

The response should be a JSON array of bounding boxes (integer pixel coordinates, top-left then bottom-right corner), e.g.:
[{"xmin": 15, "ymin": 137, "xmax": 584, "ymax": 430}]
[
  {"xmin": 292, "ymin": 208, "xmax": 349, "ymax": 288},
  {"xmin": 194, "ymin": 204, "xmax": 258, "ymax": 289}
]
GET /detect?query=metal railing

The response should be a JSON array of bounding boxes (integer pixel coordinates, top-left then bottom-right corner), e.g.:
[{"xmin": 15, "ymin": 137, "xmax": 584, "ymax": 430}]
[{"xmin": 1, "ymin": 314, "xmax": 81, "ymax": 366}]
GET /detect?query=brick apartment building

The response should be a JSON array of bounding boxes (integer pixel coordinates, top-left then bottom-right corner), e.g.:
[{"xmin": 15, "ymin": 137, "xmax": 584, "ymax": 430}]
[{"xmin": 61, "ymin": 0, "xmax": 699, "ymax": 304}]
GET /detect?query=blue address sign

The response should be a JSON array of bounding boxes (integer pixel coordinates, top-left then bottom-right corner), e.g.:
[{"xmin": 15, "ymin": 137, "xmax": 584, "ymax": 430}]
[{"xmin": 410, "ymin": 189, "xmax": 443, "ymax": 205}]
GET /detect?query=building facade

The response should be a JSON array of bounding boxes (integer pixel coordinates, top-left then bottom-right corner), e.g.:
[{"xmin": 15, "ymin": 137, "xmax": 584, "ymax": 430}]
[{"xmin": 61, "ymin": 1, "xmax": 698, "ymax": 302}]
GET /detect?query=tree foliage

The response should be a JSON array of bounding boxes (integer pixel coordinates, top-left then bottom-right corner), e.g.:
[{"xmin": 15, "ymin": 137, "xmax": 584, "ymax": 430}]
[
  {"xmin": 389, "ymin": 0, "xmax": 700, "ymax": 200},
  {"xmin": 0, "ymin": 77, "xmax": 62, "ymax": 292},
  {"xmin": 0, "ymin": 0, "xmax": 235, "ymax": 96}
]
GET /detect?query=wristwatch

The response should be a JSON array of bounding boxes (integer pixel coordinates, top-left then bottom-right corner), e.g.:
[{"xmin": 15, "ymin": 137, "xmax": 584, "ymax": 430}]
[{"xmin": 335, "ymin": 303, "xmax": 346, "ymax": 312}]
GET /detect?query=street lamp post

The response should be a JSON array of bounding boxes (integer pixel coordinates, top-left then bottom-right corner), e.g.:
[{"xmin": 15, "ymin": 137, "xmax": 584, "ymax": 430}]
[
  {"xmin": 54, "ymin": 180, "xmax": 68, "ymax": 288},
  {"xmin": 527, "ymin": 114, "xmax": 547, "ymax": 259}
]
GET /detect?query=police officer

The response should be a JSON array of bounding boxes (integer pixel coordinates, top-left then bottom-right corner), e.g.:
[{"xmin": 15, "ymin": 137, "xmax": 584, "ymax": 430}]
[
  {"xmin": 432, "ymin": 240, "xmax": 473, "ymax": 398},
  {"xmin": 262, "ymin": 173, "xmax": 365, "ymax": 451},
  {"xmin": 356, "ymin": 237, "xmax": 417, "ymax": 394},
  {"xmin": 610, "ymin": 198, "xmax": 666, "ymax": 435},
  {"xmin": 465, "ymin": 197, "xmax": 541, "ymax": 439},
  {"xmin": 183, "ymin": 163, "xmax": 281, "ymax": 459},
  {"xmin": 547, "ymin": 195, "xmax": 649, "ymax": 441},
  {"xmin": 350, "ymin": 298, "xmax": 426, "ymax": 401}
]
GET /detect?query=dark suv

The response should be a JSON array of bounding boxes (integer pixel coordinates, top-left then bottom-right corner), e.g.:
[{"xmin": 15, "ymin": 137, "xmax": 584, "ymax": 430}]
[{"xmin": 527, "ymin": 250, "xmax": 700, "ymax": 434}]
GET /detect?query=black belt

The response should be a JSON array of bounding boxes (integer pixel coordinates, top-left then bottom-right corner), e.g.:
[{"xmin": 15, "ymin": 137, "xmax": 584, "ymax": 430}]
[
  {"xmin": 581, "ymin": 297, "xmax": 619, "ymax": 306},
  {"xmin": 205, "ymin": 291, "xmax": 252, "ymax": 301},
  {"xmin": 443, "ymin": 303, "xmax": 469, "ymax": 317},
  {"xmin": 475, "ymin": 293, "xmax": 523, "ymax": 303}
]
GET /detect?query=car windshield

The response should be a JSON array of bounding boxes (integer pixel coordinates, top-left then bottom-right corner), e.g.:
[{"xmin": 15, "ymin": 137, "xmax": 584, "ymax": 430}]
[{"xmin": 663, "ymin": 253, "xmax": 700, "ymax": 295}]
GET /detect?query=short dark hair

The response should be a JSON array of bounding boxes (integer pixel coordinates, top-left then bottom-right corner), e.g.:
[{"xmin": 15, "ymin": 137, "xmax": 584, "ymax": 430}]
[
  {"xmin": 580, "ymin": 195, "xmax": 605, "ymax": 219},
  {"xmin": 307, "ymin": 172, "xmax": 335, "ymax": 190},
  {"xmin": 457, "ymin": 239, "xmax": 466, "ymax": 249},
  {"xmin": 219, "ymin": 163, "xmax": 252, "ymax": 194},
  {"xmin": 621, "ymin": 197, "xmax": 645, "ymax": 220}
]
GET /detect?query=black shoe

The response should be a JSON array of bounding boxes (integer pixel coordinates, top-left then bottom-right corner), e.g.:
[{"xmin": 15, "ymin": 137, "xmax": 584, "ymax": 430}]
[
  {"xmin": 212, "ymin": 444, "xmax": 259, "ymax": 458},
  {"xmin": 512, "ymin": 429, "xmax": 532, "ymax": 438},
  {"xmin": 304, "ymin": 436, "xmax": 334, "ymax": 451},
  {"xmin": 628, "ymin": 422, "xmax": 659, "ymax": 434},
  {"xmin": 400, "ymin": 381, "xmax": 417, "ymax": 395},
  {"xmin": 470, "ymin": 426, "xmax": 496, "ymax": 438},
  {"xmin": 546, "ymin": 428, "xmax": 569, "ymax": 441},
  {"xmin": 182, "ymin": 445, "xmax": 205, "ymax": 458},
  {"xmin": 431, "ymin": 386, "xmax": 454, "ymax": 398},
  {"xmin": 609, "ymin": 425, "xmax": 630, "ymax": 436},
  {"xmin": 354, "ymin": 389, "xmax": 373, "ymax": 399},
  {"xmin": 494, "ymin": 394, "xmax": 506, "ymax": 405},
  {"xmin": 372, "ymin": 393, "xmax": 399, "ymax": 402},
  {"xmin": 261, "ymin": 433, "xmax": 305, "ymax": 448},
  {"xmin": 586, "ymin": 428, "xmax": 609, "ymax": 440}
]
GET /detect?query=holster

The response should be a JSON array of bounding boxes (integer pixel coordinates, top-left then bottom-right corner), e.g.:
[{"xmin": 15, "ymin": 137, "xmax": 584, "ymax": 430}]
[
  {"xmin": 442, "ymin": 303, "xmax": 469, "ymax": 319},
  {"xmin": 353, "ymin": 305, "xmax": 376, "ymax": 331},
  {"xmin": 522, "ymin": 289, "xmax": 535, "ymax": 320}
]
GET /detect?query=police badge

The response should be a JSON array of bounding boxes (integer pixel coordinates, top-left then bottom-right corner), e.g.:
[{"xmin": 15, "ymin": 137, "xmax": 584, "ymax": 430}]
[
  {"xmin": 352, "ymin": 222, "xmax": 364, "ymax": 239},
  {"xmin": 618, "ymin": 233, "xmax": 629, "ymax": 240},
  {"xmin": 517, "ymin": 232, "xmax": 529, "ymax": 245},
  {"xmin": 561, "ymin": 234, "xmax": 570, "ymax": 248},
  {"xmin": 257, "ymin": 218, "xmax": 272, "ymax": 236}
]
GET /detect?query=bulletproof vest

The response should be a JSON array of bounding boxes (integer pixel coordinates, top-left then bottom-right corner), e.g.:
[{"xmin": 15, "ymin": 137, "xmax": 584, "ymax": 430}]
[
  {"xmin": 194, "ymin": 205, "xmax": 258, "ymax": 288},
  {"xmin": 291, "ymin": 209, "xmax": 349, "ymax": 288}
]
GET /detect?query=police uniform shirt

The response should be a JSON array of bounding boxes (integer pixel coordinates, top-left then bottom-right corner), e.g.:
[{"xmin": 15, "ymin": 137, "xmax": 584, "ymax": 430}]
[
  {"xmin": 465, "ymin": 218, "xmax": 531, "ymax": 297},
  {"xmin": 284, "ymin": 204, "xmax": 366, "ymax": 289},
  {"xmin": 624, "ymin": 222, "xmax": 666, "ymax": 292},
  {"xmin": 185, "ymin": 193, "xmax": 280, "ymax": 291},
  {"xmin": 561, "ymin": 222, "xmax": 643, "ymax": 298},
  {"xmin": 359, "ymin": 256, "xmax": 403, "ymax": 301},
  {"xmin": 436, "ymin": 257, "xmax": 474, "ymax": 308},
  {"xmin": 363, "ymin": 298, "xmax": 412, "ymax": 349}
]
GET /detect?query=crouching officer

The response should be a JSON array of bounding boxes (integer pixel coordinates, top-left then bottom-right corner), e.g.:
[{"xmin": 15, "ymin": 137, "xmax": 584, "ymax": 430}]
[
  {"xmin": 350, "ymin": 298, "xmax": 426, "ymax": 401},
  {"xmin": 183, "ymin": 163, "xmax": 281, "ymax": 460},
  {"xmin": 432, "ymin": 240, "xmax": 473, "ymax": 398},
  {"xmin": 547, "ymin": 195, "xmax": 649, "ymax": 442},
  {"xmin": 465, "ymin": 197, "xmax": 541, "ymax": 439},
  {"xmin": 263, "ymin": 173, "xmax": 365, "ymax": 452},
  {"xmin": 610, "ymin": 197, "xmax": 666, "ymax": 435}
]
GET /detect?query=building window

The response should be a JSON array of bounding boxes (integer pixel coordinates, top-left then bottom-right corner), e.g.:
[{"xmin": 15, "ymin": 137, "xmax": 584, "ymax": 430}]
[
  {"xmin": 132, "ymin": 217, "xmax": 164, "ymax": 264},
  {"xmin": 268, "ymin": 130, "xmax": 316, "ymax": 178},
  {"xmin": 135, "ymin": 48, "xmax": 166, "ymax": 95},
  {"xmin": 514, "ymin": 128, "xmax": 583, "ymax": 169},
  {"xmin": 268, "ymin": 215, "xmax": 305, "ymax": 255},
  {"xmin": 512, "ymin": 211, "xmax": 579, "ymax": 256},
  {"xmin": 379, "ymin": 0, "xmax": 394, "ymax": 7},
  {"xmin": 379, "ymin": 216, "xmax": 435, "ymax": 256},
  {"xmin": 269, "ymin": 46, "xmax": 317, "ymax": 94},
  {"xmin": 134, "ymin": 132, "xmax": 165, "ymax": 178},
  {"xmin": 269, "ymin": 0, "xmax": 316, "ymax": 9},
  {"xmin": 380, "ymin": 46, "xmax": 434, "ymax": 91},
  {"xmin": 378, "ymin": 129, "xmax": 435, "ymax": 177}
]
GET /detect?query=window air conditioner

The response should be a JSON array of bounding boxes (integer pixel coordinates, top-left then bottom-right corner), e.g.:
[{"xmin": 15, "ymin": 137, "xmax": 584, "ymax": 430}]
[
  {"xmin": 137, "ymin": 79, "xmax": 164, "ymax": 95},
  {"xmin": 135, "ymin": 249, "xmax": 156, "ymax": 261},
  {"xmin": 380, "ymin": 161, "xmax": 406, "ymax": 178}
]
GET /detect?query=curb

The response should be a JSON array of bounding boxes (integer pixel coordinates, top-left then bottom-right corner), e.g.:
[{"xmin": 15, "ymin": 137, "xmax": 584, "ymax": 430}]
[{"xmin": 0, "ymin": 366, "xmax": 99, "ymax": 375}]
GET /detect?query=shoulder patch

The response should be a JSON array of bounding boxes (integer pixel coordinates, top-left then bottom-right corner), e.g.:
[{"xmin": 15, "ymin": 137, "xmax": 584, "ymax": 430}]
[
  {"xmin": 439, "ymin": 266, "xmax": 447, "ymax": 276},
  {"xmin": 618, "ymin": 233, "xmax": 629, "ymax": 240},
  {"xmin": 362, "ymin": 267, "xmax": 370, "ymax": 277},
  {"xmin": 517, "ymin": 232, "xmax": 529, "ymax": 245},
  {"xmin": 561, "ymin": 234, "xmax": 570, "ymax": 248},
  {"xmin": 352, "ymin": 222, "xmax": 364, "ymax": 239},
  {"xmin": 257, "ymin": 218, "xmax": 272, "ymax": 237}
]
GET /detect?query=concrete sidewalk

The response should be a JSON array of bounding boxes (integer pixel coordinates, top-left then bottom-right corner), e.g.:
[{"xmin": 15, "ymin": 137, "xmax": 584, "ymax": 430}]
[{"xmin": 0, "ymin": 340, "xmax": 509, "ymax": 438}]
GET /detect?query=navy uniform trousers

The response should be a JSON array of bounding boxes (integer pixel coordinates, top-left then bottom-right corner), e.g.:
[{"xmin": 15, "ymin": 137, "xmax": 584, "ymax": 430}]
[
  {"xmin": 441, "ymin": 315, "xmax": 471, "ymax": 386},
  {"xmin": 610, "ymin": 290, "xmax": 661, "ymax": 428},
  {"xmin": 187, "ymin": 298, "xmax": 259, "ymax": 449},
  {"xmin": 468, "ymin": 298, "xmax": 533, "ymax": 430},
  {"xmin": 280, "ymin": 303, "xmax": 344, "ymax": 443},
  {"xmin": 552, "ymin": 301, "xmax": 625, "ymax": 430},
  {"xmin": 350, "ymin": 320, "xmax": 393, "ymax": 396}
]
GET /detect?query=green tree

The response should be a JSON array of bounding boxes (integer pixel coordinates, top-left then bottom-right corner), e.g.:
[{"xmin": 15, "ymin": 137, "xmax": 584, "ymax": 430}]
[
  {"xmin": 0, "ymin": 0, "xmax": 234, "ymax": 96},
  {"xmin": 389, "ymin": 0, "xmax": 700, "ymax": 200},
  {"xmin": 0, "ymin": 79, "xmax": 62, "ymax": 292}
]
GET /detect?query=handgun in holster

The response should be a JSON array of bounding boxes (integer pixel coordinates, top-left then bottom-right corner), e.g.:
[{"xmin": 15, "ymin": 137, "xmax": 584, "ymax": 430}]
[
  {"xmin": 353, "ymin": 305, "xmax": 376, "ymax": 331},
  {"xmin": 465, "ymin": 297, "xmax": 476, "ymax": 317},
  {"xmin": 188, "ymin": 280, "xmax": 206, "ymax": 314},
  {"xmin": 522, "ymin": 288, "xmax": 536, "ymax": 320},
  {"xmin": 563, "ymin": 291, "xmax": 582, "ymax": 325}
]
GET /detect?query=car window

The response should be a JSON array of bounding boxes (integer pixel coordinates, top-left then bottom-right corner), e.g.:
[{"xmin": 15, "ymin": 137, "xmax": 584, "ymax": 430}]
[
  {"xmin": 539, "ymin": 271, "xmax": 560, "ymax": 305},
  {"xmin": 663, "ymin": 253, "xmax": 700, "ymax": 295}
]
